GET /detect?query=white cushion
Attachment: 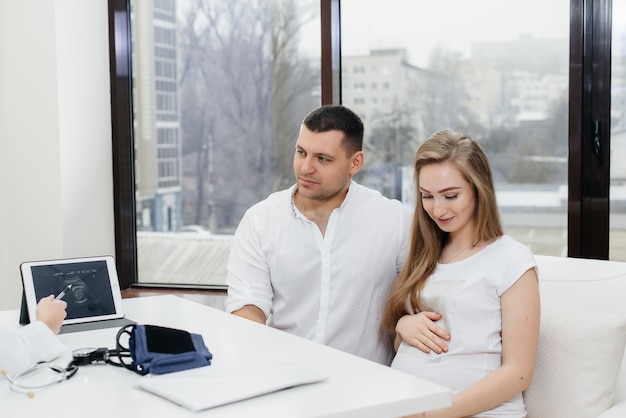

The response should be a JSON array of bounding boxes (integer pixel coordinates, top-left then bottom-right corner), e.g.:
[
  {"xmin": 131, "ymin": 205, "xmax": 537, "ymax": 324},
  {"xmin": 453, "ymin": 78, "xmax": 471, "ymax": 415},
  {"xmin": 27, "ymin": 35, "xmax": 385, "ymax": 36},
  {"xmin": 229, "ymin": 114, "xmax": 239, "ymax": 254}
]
[
  {"xmin": 524, "ymin": 304, "xmax": 626, "ymax": 418},
  {"xmin": 598, "ymin": 400, "xmax": 626, "ymax": 418}
]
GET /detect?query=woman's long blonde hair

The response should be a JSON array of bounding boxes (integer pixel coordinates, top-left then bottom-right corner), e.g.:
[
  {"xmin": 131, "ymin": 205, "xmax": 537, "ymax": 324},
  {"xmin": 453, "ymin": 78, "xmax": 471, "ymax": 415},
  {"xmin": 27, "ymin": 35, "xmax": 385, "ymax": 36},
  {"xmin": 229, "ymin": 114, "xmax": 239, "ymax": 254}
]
[{"xmin": 382, "ymin": 129, "xmax": 504, "ymax": 332}]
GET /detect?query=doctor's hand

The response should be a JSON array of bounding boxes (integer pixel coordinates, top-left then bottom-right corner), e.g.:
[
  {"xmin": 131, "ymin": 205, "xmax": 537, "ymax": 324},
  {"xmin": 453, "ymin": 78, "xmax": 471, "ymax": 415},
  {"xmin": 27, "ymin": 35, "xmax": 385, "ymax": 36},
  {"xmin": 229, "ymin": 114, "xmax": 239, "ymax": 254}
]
[
  {"xmin": 36, "ymin": 296, "xmax": 67, "ymax": 334},
  {"xmin": 395, "ymin": 311, "xmax": 450, "ymax": 354}
]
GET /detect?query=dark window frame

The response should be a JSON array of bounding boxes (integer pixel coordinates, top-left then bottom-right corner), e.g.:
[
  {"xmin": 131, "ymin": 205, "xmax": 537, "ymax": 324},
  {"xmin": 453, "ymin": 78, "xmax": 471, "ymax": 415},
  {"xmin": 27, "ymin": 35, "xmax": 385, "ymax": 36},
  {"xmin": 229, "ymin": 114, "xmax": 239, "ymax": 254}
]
[
  {"xmin": 108, "ymin": 0, "xmax": 137, "ymax": 289},
  {"xmin": 108, "ymin": 0, "xmax": 613, "ymax": 289},
  {"xmin": 568, "ymin": 0, "xmax": 612, "ymax": 259}
]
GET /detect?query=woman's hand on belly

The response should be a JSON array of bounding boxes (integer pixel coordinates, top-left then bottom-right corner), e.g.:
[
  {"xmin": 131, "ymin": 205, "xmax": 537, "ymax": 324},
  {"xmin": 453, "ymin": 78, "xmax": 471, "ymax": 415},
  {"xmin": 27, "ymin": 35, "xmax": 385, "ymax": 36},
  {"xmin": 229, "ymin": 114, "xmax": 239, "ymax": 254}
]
[{"xmin": 395, "ymin": 311, "xmax": 450, "ymax": 354}]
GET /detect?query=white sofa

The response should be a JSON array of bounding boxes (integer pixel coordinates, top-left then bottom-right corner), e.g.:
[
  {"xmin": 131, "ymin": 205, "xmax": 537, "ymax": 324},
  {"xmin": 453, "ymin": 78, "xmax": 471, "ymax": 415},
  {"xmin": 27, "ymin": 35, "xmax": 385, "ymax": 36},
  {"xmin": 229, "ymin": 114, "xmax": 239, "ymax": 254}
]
[{"xmin": 523, "ymin": 255, "xmax": 626, "ymax": 418}]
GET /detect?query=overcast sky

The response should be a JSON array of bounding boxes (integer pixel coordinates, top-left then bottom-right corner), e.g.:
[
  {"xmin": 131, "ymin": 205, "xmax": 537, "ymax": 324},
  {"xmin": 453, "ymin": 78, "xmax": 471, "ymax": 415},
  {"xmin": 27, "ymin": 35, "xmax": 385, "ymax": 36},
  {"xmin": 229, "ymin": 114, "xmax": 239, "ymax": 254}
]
[{"xmin": 339, "ymin": 0, "xmax": 571, "ymax": 67}]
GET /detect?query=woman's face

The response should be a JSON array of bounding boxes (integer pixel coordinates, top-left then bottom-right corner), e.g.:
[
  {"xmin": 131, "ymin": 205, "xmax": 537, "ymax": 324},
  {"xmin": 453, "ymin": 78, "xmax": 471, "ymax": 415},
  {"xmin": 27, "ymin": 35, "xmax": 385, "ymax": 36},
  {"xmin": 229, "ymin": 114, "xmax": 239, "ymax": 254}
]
[{"xmin": 418, "ymin": 162, "xmax": 476, "ymax": 239}]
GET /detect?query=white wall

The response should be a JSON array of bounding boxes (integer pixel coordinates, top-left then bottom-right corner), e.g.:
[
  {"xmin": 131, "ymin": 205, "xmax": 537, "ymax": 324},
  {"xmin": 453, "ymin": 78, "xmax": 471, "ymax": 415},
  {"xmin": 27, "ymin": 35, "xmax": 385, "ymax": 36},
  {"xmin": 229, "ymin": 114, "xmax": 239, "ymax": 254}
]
[{"xmin": 0, "ymin": 0, "xmax": 115, "ymax": 310}]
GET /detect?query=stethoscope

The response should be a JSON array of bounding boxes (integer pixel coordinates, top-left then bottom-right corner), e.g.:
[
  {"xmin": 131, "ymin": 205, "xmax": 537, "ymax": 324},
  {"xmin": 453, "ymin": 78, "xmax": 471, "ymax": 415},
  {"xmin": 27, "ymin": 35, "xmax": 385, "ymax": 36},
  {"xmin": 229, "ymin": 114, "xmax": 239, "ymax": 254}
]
[
  {"xmin": 2, "ymin": 325, "xmax": 139, "ymax": 397},
  {"xmin": 1, "ymin": 342, "xmax": 133, "ymax": 398},
  {"xmin": 1, "ymin": 361, "xmax": 78, "ymax": 398}
]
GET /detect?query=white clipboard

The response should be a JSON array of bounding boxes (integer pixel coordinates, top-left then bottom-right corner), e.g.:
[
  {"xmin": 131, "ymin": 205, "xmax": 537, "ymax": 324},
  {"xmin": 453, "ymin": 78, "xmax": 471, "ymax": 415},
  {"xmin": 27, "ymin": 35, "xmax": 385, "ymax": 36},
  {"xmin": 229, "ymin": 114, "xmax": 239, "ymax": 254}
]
[{"xmin": 136, "ymin": 359, "xmax": 330, "ymax": 412}]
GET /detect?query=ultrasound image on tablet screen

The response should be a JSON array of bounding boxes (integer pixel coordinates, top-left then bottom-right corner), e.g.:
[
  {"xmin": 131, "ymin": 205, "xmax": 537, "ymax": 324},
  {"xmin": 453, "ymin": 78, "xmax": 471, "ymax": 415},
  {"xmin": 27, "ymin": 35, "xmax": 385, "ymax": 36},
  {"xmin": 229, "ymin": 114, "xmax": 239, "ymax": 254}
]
[{"xmin": 31, "ymin": 261, "xmax": 116, "ymax": 319}]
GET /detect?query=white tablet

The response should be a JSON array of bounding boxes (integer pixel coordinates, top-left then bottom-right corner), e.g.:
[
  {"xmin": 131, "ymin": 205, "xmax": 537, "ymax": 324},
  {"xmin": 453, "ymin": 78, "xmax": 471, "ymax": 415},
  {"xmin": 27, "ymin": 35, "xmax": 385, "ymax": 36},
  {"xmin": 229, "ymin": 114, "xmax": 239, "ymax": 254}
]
[{"xmin": 20, "ymin": 255, "xmax": 126, "ymax": 326}]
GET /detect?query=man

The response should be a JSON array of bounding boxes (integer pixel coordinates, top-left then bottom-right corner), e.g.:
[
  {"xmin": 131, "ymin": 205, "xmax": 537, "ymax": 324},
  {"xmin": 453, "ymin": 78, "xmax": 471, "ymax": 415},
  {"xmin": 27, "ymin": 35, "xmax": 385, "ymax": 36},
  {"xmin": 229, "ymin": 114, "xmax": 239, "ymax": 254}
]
[{"xmin": 225, "ymin": 105, "xmax": 412, "ymax": 365}]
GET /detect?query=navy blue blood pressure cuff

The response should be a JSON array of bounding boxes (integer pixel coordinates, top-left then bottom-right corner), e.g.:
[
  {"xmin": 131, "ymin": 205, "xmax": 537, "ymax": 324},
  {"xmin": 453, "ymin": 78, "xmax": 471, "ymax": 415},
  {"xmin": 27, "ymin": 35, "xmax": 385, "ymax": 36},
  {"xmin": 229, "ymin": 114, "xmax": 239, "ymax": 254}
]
[{"xmin": 122, "ymin": 324, "xmax": 213, "ymax": 375}]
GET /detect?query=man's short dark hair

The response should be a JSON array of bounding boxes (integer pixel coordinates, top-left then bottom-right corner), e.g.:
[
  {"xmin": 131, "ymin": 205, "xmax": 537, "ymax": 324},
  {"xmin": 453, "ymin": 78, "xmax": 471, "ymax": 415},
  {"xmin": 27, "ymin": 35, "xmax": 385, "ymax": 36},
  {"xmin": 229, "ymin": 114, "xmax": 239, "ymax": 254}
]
[{"xmin": 302, "ymin": 105, "xmax": 363, "ymax": 155}]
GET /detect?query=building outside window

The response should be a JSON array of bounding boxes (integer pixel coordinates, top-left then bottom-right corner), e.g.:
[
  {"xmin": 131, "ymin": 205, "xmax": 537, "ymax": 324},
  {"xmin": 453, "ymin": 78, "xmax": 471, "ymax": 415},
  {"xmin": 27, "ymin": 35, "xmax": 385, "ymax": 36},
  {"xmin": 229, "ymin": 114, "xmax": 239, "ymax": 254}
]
[
  {"xmin": 123, "ymin": 0, "xmax": 626, "ymax": 288},
  {"xmin": 130, "ymin": 0, "xmax": 320, "ymax": 286}
]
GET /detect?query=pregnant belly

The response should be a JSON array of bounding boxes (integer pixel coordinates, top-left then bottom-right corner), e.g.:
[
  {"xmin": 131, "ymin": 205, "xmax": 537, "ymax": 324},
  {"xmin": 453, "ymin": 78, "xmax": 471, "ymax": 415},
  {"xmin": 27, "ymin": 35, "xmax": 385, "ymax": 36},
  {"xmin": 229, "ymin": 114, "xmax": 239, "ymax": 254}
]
[{"xmin": 391, "ymin": 341, "xmax": 500, "ymax": 392}]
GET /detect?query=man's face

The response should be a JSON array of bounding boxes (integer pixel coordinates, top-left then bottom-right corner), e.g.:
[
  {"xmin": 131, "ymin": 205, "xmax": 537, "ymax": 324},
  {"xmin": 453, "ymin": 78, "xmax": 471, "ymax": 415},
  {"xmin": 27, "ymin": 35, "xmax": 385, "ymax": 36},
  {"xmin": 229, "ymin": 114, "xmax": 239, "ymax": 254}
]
[{"xmin": 293, "ymin": 125, "xmax": 362, "ymax": 202}]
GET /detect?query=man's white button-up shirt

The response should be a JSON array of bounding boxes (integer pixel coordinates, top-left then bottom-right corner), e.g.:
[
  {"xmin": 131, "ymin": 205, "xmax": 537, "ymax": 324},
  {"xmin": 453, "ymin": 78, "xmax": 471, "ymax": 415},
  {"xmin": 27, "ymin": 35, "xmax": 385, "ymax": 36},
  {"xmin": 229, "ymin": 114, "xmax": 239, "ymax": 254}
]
[{"xmin": 226, "ymin": 181, "xmax": 412, "ymax": 365}]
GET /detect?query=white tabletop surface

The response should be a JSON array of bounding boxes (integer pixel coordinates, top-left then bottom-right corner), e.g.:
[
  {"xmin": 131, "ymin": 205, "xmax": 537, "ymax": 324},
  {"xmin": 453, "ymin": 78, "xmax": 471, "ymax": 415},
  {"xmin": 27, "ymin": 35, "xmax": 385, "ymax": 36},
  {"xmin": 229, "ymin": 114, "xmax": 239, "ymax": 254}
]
[{"xmin": 0, "ymin": 295, "xmax": 451, "ymax": 418}]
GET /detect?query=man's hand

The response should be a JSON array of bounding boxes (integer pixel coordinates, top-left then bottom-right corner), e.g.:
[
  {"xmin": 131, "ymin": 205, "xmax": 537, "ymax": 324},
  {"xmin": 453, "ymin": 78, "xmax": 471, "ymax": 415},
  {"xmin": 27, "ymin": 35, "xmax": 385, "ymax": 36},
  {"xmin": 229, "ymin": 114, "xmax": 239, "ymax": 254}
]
[{"xmin": 395, "ymin": 311, "xmax": 450, "ymax": 354}]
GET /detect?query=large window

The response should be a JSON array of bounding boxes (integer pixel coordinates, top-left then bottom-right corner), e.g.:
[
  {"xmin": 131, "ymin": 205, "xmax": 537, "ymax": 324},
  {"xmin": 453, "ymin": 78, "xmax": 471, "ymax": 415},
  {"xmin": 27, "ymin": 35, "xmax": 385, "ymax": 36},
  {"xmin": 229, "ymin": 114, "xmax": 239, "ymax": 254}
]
[
  {"xmin": 108, "ymin": 0, "xmax": 622, "ymax": 289},
  {"xmin": 341, "ymin": 0, "xmax": 570, "ymax": 257},
  {"xmin": 113, "ymin": 0, "xmax": 321, "ymax": 287}
]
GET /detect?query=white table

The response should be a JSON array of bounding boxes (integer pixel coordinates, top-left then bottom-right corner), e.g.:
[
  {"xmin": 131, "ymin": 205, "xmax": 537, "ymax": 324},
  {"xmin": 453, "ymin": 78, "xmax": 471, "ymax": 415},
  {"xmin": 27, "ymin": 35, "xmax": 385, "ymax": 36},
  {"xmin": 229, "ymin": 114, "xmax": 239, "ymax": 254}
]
[{"xmin": 0, "ymin": 295, "xmax": 450, "ymax": 417}]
